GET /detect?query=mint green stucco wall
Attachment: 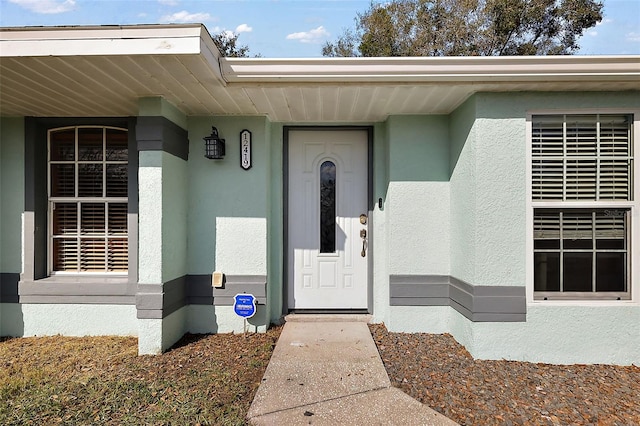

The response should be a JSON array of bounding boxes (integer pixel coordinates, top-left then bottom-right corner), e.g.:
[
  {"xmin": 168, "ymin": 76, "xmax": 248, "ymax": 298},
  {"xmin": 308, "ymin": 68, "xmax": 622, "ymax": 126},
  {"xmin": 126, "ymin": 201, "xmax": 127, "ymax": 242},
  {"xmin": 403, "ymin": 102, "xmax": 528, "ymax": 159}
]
[
  {"xmin": 449, "ymin": 91, "xmax": 640, "ymax": 287},
  {"xmin": 138, "ymin": 151, "xmax": 188, "ymax": 284},
  {"xmin": 387, "ymin": 91, "xmax": 640, "ymax": 364},
  {"xmin": 449, "ymin": 94, "xmax": 528, "ymax": 287},
  {"xmin": 0, "ymin": 117, "xmax": 24, "ymax": 274},
  {"xmin": 162, "ymin": 153, "xmax": 189, "ymax": 281},
  {"xmin": 0, "ymin": 117, "xmax": 25, "ymax": 334},
  {"xmin": 3, "ymin": 90, "xmax": 638, "ymax": 363},
  {"xmin": 450, "ymin": 94, "xmax": 528, "ymax": 287},
  {"xmin": 185, "ymin": 115, "xmax": 279, "ymax": 327},
  {"xmin": 267, "ymin": 122, "xmax": 283, "ymax": 322},
  {"xmin": 449, "ymin": 97, "xmax": 477, "ymax": 285},
  {"xmin": 386, "ymin": 116, "xmax": 451, "ymax": 277},
  {"xmin": 372, "ymin": 121, "xmax": 390, "ymax": 323},
  {"xmin": 187, "ymin": 116, "xmax": 271, "ymax": 276}
]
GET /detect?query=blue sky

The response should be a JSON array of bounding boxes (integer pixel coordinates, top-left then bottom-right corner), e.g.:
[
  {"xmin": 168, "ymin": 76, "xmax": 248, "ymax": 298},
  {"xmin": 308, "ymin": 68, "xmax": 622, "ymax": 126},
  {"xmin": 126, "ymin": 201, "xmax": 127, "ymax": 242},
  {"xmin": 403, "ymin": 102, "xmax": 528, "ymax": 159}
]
[{"xmin": 1, "ymin": 0, "xmax": 638, "ymax": 57}]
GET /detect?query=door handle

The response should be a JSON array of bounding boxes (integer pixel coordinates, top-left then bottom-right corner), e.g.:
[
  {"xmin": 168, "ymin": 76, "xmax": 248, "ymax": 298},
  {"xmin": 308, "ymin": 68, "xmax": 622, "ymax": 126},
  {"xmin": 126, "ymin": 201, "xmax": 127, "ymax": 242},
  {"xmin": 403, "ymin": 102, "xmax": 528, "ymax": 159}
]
[{"xmin": 360, "ymin": 229, "xmax": 367, "ymax": 257}]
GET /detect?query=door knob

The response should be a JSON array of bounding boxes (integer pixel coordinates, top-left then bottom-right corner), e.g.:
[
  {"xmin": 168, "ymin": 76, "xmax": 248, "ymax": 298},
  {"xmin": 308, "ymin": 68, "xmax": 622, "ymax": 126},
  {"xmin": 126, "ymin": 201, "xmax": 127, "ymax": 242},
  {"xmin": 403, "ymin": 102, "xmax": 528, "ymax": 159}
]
[{"xmin": 360, "ymin": 229, "xmax": 367, "ymax": 257}]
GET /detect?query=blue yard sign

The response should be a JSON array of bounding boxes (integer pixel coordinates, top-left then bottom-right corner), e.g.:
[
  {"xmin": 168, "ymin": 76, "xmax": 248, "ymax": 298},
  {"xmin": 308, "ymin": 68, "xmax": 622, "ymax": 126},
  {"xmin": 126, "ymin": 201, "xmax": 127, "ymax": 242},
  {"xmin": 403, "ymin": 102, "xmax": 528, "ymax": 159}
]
[{"xmin": 233, "ymin": 293, "xmax": 257, "ymax": 319}]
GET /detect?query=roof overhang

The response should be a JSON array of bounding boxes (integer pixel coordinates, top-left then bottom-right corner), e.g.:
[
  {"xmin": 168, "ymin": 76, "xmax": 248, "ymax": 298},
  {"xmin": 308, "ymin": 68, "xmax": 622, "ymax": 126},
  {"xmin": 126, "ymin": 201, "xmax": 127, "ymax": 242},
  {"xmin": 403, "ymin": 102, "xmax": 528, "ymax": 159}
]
[
  {"xmin": 1, "ymin": 24, "xmax": 639, "ymax": 121},
  {"xmin": 222, "ymin": 56, "xmax": 640, "ymax": 83}
]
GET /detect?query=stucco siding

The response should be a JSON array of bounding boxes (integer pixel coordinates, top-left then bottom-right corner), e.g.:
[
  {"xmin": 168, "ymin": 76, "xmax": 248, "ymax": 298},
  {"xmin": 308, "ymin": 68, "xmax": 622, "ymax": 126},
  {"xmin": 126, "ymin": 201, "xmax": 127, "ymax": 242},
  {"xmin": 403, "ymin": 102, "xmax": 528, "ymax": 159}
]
[
  {"xmin": 473, "ymin": 116, "xmax": 526, "ymax": 286},
  {"xmin": 0, "ymin": 117, "xmax": 24, "ymax": 274},
  {"xmin": 138, "ymin": 151, "xmax": 164, "ymax": 284},
  {"xmin": 449, "ymin": 97, "xmax": 477, "ymax": 285},
  {"xmin": 387, "ymin": 304, "xmax": 640, "ymax": 365},
  {"xmin": 386, "ymin": 91, "xmax": 640, "ymax": 365},
  {"xmin": 267, "ymin": 120, "xmax": 283, "ymax": 323},
  {"xmin": 186, "ymin": 116, "xmax": 270, "ymax": 276},
  {"xmin": 453, "ymin": 305, "xmax": 640, "ymax": 365},
  {"xmin": 162, "ymin": 152, "xmax": 188, "ymax": 282},
  {"xmin": 371, "ymin": 121, "xmax": 389, "ymax": 324},
  {"xmin": 187, "ymin": 305, "xmax": 268, "ymax": 334},
  {"xmin": 386, "ymin": 116, "xmax": 450, "ymax": 276},
  {"xmin": 387, "ymin": 182, "xmax": 449, "ymax": 275},
  {"xmin": 2, "ymin": 304, "xmax": 137, "ymax": 337}
]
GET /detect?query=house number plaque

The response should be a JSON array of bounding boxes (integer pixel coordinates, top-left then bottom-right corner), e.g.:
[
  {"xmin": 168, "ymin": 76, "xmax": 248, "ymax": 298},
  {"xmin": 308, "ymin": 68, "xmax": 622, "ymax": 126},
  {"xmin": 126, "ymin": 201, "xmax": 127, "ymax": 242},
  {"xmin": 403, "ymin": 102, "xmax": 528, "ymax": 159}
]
[{"xmin": 240, "ymin": 129, "xmax": 252, "ymax": 170}]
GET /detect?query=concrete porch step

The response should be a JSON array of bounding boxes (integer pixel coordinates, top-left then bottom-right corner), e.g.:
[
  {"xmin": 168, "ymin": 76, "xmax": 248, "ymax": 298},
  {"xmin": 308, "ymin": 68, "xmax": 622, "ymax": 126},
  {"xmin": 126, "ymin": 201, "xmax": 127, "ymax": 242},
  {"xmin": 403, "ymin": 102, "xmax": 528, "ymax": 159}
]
[{"xmin": 284, "ymin": 313, "xmax": 373, "ymax": 323}]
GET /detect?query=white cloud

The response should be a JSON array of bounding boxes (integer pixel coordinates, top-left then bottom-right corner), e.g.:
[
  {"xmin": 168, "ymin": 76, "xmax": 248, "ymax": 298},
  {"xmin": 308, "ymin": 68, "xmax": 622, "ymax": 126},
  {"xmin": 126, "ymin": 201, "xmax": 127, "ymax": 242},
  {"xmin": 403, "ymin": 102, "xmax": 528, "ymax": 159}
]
[
  {"xmin": 158, "ymin": 0, "xmax": 179, "ymax": 5},
  {"xmin": 627, "ymin": 32, "xmax": 640, "ymax": 42},
  {"xmin": 586, "ymin": 18, "xmax": 613, "ymax": 37},
  {"xmin": 286, "ymin": 26, "xmax": 329, "ymax": 44},
  {"xmin": 235, "ymin": 24, "xmax": 253, "ymax": 33},
  {"xmin": 160, "ymin": 10, "xmax": 211, "ymax": 23},
  {"xmin": 9, "ymin": 0, "xmax": 75, "ymax": 14}
]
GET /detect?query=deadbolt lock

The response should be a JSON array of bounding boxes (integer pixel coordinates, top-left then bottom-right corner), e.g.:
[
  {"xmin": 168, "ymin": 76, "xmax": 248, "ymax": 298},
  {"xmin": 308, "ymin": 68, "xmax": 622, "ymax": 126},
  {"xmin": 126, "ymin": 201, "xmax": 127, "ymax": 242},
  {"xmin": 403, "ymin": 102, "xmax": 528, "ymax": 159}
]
[{"xmin": 359, "ymin": 214, "xmax": 367, "ymax": 225}]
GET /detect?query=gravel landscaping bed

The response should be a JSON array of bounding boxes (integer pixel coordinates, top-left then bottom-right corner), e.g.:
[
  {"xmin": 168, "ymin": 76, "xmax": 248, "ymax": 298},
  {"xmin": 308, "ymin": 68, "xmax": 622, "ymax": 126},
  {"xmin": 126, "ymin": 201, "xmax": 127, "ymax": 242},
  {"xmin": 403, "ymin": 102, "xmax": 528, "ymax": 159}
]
[{"xmin": 370, "ymin": 324, "xmax": 640, "ymax": 426}]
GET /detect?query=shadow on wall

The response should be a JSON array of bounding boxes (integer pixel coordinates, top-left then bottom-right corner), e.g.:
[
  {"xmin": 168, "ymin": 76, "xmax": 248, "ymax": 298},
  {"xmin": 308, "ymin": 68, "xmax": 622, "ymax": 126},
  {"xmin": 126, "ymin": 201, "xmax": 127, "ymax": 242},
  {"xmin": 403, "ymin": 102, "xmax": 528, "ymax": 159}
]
[
  {"xmin": 0, "ymin": 273, "xmax": 24, "ymax": 335},
  {"xmin": 187, "ymin": 304, "xmax": 269, "ymax": 335}
]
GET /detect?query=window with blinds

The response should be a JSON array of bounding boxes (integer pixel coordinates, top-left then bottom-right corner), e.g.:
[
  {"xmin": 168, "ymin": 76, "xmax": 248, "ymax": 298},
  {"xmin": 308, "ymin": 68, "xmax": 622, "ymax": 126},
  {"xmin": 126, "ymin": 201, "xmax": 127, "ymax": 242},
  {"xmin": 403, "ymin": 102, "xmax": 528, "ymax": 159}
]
[
  {"xmin": 532, "ymin": 114, "xmax": 633, "ymax": 201},
  {"xmin": 534, "ymin": 209, "xmax": 628, "ymax": 294},
  {"xmin": 49, "ymin": 126, "xmax": 128, "ymax": 273},
  {"xmin": 531, "ymin": 114, "xmax": 634, "ymax": 299}
]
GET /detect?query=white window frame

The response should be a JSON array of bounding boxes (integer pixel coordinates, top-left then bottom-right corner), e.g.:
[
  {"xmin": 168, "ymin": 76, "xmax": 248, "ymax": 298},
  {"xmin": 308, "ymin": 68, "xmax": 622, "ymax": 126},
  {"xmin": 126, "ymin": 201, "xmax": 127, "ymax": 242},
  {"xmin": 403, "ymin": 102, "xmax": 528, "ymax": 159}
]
[
  {"xmin": 47, "ymin": 125, "xmax": 128, "ymax": 275},
  {"xmin": 526, "ymin": 109, "xmax": 640, "ymax": 305}
]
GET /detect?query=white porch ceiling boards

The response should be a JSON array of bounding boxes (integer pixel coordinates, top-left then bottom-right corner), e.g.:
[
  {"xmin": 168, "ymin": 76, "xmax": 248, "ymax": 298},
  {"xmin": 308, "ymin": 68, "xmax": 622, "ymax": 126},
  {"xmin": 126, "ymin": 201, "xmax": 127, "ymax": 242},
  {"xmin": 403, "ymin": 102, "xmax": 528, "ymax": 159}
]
[{"xmin": 1, "ymin": 24, "xmax": 639, "ymax": 122}]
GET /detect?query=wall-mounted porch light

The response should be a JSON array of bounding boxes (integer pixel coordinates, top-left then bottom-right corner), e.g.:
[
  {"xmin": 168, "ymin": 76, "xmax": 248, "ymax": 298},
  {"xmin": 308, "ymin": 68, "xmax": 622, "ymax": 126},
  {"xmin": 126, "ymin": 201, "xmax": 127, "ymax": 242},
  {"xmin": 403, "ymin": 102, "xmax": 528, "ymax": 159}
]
[{"xmin": 204, "ymin": 126, "xmax": 225, "ymax": 159}]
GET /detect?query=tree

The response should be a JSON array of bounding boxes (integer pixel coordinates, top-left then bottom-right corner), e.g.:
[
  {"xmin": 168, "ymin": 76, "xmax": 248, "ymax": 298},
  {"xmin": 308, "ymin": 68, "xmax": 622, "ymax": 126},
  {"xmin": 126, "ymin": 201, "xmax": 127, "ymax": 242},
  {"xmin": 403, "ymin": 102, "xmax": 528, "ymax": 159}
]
[
  {"xmin": 211, "ymin": 32, "xmax": 254, "ymax": 57},
  {"xmin": 322, "ymin": 0, "xmax": 603, "ymax": 57}
]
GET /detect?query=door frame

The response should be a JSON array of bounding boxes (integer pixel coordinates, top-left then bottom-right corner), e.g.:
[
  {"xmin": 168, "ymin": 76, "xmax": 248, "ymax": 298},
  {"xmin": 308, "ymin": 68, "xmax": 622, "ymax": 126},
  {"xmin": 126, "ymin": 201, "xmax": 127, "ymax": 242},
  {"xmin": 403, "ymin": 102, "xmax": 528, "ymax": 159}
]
[{"xmin": 283, "ymin": 126, "xmax": 374, "ymax": 315}]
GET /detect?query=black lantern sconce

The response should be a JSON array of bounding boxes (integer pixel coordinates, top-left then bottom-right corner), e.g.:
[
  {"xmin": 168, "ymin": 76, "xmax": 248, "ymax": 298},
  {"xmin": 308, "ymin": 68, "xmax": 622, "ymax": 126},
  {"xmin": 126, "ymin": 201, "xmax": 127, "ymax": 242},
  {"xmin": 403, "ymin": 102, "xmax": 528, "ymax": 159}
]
[{"xmin": 204, "ymin": 126, "xmax": 225, "ymax": 159}]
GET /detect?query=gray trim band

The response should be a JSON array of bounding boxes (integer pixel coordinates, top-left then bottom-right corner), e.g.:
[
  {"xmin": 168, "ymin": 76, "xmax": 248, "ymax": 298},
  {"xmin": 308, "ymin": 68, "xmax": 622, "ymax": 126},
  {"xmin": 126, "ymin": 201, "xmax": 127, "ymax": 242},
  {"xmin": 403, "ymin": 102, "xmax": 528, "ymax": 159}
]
[
  {"xmin": 136, "ymin": 116, "xmax": 189, "ymax": 160},
  {"xmin": 136, "ymin": 275, "xmax": 268, "ymax": 319},
  {"xmin": 390, "ymin": 275, "xmax": 526, "ymax": 322},
  {"xmin": 18, "ymin": 276, "xmax": 136, "ymax": 305},
  {"xmin": 136, "ymin": 276, "xmax": 187, "ymax": 319},
  {"xmin": 187, "ymin": 274, "xmax": 268, "ymax": 306},
  {"xmin": 0, "ymin": 273, "xmax": 20, "ymax": 303}
]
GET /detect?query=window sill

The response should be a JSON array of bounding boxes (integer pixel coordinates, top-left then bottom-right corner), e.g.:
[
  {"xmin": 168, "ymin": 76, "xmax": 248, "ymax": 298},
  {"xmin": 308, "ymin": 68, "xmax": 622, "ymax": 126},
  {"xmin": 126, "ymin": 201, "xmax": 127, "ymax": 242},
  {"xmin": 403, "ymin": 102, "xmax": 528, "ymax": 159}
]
[
  {"xmin": 529, "ymin": 298, "xmax": 637, "ymax": 307},
  {"xmin": 18, "ymin": 274, "xmax": 135, "ymax": 304}
]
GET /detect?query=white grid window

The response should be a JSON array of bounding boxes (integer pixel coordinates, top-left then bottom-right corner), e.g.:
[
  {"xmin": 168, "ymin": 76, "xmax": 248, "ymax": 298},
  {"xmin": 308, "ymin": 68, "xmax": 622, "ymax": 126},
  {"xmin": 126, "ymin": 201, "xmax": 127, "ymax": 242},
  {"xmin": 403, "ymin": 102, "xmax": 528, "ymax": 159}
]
[
  {"xmin": 48, "ymin": 126, "xmax": 128, "ymax": 273},
  {"xmin": 531, "ymin": 114, "xmax": 634, "ymax": 300}
]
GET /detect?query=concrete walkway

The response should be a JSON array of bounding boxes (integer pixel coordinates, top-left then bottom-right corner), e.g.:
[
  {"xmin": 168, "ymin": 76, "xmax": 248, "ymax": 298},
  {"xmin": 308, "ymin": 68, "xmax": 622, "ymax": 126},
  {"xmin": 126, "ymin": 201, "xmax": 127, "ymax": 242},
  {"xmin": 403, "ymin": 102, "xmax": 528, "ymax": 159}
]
[{"xmin": 247, "ymin": 314, "xmax": 458, "ymax": 425}]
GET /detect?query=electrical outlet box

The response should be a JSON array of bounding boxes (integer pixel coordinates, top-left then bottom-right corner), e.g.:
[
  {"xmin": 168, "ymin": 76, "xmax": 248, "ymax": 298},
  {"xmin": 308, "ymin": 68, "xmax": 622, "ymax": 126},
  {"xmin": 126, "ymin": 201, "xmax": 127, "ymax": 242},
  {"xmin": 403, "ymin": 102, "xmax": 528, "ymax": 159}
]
[{"xmin": 212, "ymin": 271, "xmax": 224, "ymax": 288}]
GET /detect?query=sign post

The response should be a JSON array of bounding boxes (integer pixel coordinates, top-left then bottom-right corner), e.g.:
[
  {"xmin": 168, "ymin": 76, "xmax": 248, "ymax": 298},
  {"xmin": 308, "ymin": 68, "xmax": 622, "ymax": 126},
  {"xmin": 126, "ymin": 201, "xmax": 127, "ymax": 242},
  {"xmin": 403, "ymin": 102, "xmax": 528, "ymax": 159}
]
[{"xmin": 233, "ymin": 293, "xmax": 257, "ymax": 335}]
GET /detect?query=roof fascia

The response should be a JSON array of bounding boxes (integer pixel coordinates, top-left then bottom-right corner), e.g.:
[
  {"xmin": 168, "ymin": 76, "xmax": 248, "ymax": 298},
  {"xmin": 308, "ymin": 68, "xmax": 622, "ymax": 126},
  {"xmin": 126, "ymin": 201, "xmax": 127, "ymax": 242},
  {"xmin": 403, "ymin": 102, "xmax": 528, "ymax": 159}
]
[
  {"xmin": 0, "ymin": 24, "xmax": 206, "ymax": 57},
  {"xmin": 221, "ymin": 56, "xmax": 640, "ymax": 84},
  {"xmin": 0, "ymin": 23, "xmax": 226, "ymax": 86}
]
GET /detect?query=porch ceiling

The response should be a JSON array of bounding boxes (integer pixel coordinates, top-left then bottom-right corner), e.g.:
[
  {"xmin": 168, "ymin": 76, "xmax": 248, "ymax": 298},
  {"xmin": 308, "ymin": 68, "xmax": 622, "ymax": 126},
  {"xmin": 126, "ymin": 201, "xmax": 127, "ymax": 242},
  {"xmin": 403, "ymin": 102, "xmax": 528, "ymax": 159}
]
[{"xmin": 1, "ymin": 24, "xmax": 639, "ymax": 122}]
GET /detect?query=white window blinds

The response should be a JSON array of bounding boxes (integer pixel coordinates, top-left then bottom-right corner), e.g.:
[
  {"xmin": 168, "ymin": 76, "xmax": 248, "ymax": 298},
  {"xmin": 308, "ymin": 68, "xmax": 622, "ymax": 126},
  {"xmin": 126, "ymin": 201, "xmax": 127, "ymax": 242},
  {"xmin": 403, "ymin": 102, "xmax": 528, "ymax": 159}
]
[
  {"xmin": 49, "ymin": 126, "xmax": 128, "ymax": 273},
  {"xmin": 532, "ymin": 114, "xmax": 633, "ymax": 201}
]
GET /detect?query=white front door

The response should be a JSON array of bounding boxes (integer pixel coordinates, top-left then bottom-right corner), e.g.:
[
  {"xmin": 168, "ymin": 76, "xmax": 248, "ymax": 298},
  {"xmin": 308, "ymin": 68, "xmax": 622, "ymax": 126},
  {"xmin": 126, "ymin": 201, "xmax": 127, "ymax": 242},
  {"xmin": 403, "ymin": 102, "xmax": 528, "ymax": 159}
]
[{"xmin": 288, "ymin": 129, "xmax": 369, "ymax": 310}]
